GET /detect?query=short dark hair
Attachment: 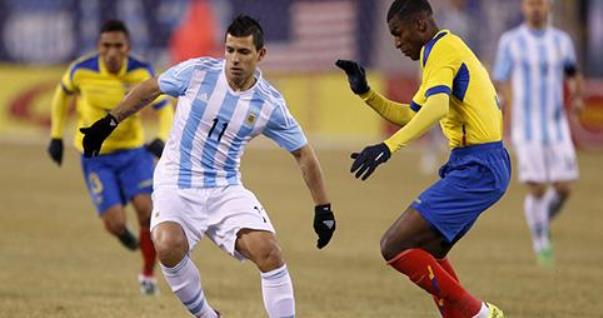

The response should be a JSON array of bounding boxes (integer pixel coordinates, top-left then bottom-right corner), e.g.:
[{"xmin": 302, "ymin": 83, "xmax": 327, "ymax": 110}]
[
  {"xmin": 226, "ymin": 15, "xmax": 264, "ymax": 50},
  {"xmin": 99, "ymin": 19, "xmax": 130, "ymax": 39},
  {"xmin": 387, "ymin": 0, "xmax": 433, "ymax": 22}
]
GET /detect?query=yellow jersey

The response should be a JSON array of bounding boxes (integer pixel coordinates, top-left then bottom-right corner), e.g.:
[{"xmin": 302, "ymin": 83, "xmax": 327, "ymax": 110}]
[
  {"xmin": 413, "ymin": 29, "xmax": 502, "ymax": 148},
  {"xmin": 50, "ymin": 54, "xmax": 173, "ymax": 154}
]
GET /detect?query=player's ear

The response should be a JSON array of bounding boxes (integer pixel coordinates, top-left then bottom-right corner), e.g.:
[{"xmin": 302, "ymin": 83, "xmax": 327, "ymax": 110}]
[
  {"xmin": 415, "ymin": 15, "xmax": 427, "ymax": 33},
  {"xmin": 257, "ymin": 47, "xmax": 267, "ymax": 62}
]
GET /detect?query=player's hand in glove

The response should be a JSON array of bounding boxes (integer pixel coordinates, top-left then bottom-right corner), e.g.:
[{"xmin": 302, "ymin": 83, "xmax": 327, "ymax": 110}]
[
  {"xmin": 350, "ymin": 143, "xmax": 391, "ymax": 180},
  {"xmin": 335, "ymin": 59, "xmax": 370, "ymax": 95},
  {"xmin": 47, "ymin": 138, "xmax": 64, "ymax": 166},
  {"xmin": 146, "ymin": 138, "xmax": 165, "ymax": 158},
  {"xmin": 314, "ymin": 204, "xmax": 336, "ymax": 249},
  {"xmin": 80, "ymin": 114, "xmax": 118, "ymax": 157}
]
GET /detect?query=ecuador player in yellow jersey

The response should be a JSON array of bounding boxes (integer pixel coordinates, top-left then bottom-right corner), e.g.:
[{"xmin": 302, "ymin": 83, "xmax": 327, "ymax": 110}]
[
  {"xmin": 337, "ymin": 0, "xmax": 510, "ymax": 317},
  {"xmin": 47, "ymin": 20, "xmax": 174, "ymax": 295}
]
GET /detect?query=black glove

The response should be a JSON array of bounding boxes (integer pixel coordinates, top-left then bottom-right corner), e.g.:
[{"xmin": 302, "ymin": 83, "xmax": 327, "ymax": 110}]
[
  {"xmin": 350, "ymin": 143, "xmax": 391, "ymax": 181},
  {"xmin": 79, "ymin": 114, "xmax": 118, "ymax": 157},
  {"xmin": 335, "ymin": 59, "xmax": 370, "ymax": 95},
  {"xmin": 47, "ymin": 138, "xmax": 63, "ymax": 166},
  {"xmin": 314, "ymin": 204, "xmax": 336, "ymax": 249},
  {"xmin": 146, "ymin": 138, "xmax": 165, "ymax": 158}
]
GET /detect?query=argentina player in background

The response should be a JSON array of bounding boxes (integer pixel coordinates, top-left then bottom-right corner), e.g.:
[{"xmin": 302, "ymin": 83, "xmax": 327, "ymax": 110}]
[
  {"xmin": 80, "ymin": 15, "xmax": 336, "ymax": 318},
  {"xmin": 493, "ymin": 0, "xmax": 584, "ymax": 266}
]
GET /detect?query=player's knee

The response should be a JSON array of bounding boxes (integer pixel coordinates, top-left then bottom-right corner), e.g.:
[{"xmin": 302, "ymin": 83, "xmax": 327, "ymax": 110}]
[
  {"xmin": 554, "ymin": 182, "xmax": 573, "ymax": 198},
  {"xmin": 103, "ymin": 217, "xmax": 126, "ymax": 236},
  {"xmin": 380, "ymin": 234, "xmax": 410, "ymax": 262},
  {"xmin": 527, "ymin": 183, "xmax": 547, "ymax": 198},
  {"xmin": 152, "ymin": 225, "xmax": 188, "ymax": 267},
  {"xmin": 254, "ymin": 241, "xmax": 284, "ymax": 272}
]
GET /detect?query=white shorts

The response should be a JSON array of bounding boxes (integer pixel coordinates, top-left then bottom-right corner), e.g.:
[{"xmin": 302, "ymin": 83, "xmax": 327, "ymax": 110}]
[
  {"xmin": 513, "ymin": 141, "xmax": 579, "ymax": 183},
  {"xmin": 151, "ymin": 184, "xmax": 275, "ymax": 261}
]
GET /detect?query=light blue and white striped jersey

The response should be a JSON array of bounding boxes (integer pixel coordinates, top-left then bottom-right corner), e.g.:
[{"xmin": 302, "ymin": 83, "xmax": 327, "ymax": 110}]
[
  {"xmin": 154, "ymin": 57, "xmax": 307, "ymax": 189},
  {"xmin": 493, "ymin": 24, "xmax": 577, "ymax": 146}
]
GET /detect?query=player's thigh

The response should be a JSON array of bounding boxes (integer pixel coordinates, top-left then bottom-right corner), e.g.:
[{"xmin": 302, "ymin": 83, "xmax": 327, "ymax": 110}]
[
  {"xmin": 380, "ymin": 207, "xmax": 446, "ymax": 260},
  {"xmin": 205, "ymin": 185, "xmax": 275, "ymax": 262},
  {"xmin": 151, "ymin": 186, "xmax": 210, "ymax": 253},
  {"xmin": 80, "ymin": 156, "xmax": 124, "ymax": 214},
  {"xmin": 548, "ymin": 142, "xmax": 579, "ymax": 183},
  {"xmin": 380, "ymin": 207, "xmax": 443, "ymax": 260},
  {"xmin": 117, "ymin": 148, "xmax": 154, "ymax": 203},
  {"xmin": 514, "ymin": 143, "xmax": 547, "ymax": 183}
]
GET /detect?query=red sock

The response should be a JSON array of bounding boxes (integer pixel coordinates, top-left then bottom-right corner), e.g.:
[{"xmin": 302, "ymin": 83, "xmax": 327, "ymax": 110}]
[
  {"xmin": 139, "ymin": 228, "xmax": 156, "ymax": 277},
  {"xmin": 432, "ymin": 258, "xmax": 465, "ymax": 318},
  {"xmin": 437, "ymin": 258, "xmax": 459, "ymax": 282},
  {"xmin": 388, "ymin": 249, "xmax": 481, "ymax": 316}
]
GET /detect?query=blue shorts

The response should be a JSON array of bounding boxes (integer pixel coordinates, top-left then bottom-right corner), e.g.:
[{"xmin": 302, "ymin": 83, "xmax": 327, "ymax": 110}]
[
  {"xmin": 411, "ymin": 142, "xmax": 511, "ymax": 243},
  {"xmin": 81, "ymin": 147, "xmax": 154, "ymax": 214}
]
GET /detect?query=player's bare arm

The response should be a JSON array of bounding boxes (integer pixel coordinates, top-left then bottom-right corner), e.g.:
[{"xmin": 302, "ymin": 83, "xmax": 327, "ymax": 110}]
[
  {"xmin": 291, "ymin": 144, "xmax": 329, "ymax": 205},
  {"xmin": 291, "ymin": 144, "xmax": 336, "ymax": 249},
  {"xmin": 110, "ymin": 78, "xmax": 163, "ymax": 122},
  {"xmin": 566, "ymin": 72, "xmax": 585, "ymax": 114},
  {"xmin": 79, "ymin": 78, "xmax": 162, "ymax": 157}
]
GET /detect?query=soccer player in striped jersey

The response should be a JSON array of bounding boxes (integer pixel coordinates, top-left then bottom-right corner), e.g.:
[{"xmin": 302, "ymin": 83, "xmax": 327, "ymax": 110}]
[
  {"xmin": 47, "ymin": 20, "xmax": 173, "ymax": 295},
  {"xmin": 493, "ymin": 0, "xmax": 584, "ymax": 266},
  {"xmin": 79, "ymin": 15, "xmax": 336, "ymax": 318},
  {"xmin": 337, "ymin": 0, "xmax": 509, "ymax": 317}
]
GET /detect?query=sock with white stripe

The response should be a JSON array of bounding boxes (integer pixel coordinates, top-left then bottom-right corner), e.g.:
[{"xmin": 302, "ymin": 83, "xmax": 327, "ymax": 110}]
[
  {"xmin": 472, "ymin": 302, "xmax": 490, "ymax": 318},
  {"xmin": 524, "ymin": 194, "xmax": 551, "ymax": 253},
  {"xmin": 161, "ymin": 256, "xmax": 217, "ymax": 318},
  {"xmin": 261, "ymin": 265, "xmax": 295, "ymax": 318}
]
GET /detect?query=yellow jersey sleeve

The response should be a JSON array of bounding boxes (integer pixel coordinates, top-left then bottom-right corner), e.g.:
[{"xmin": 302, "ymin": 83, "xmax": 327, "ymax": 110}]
[
  {"xmin": 50, "ymin": 62, "xmax": 81, "ymax": 138},
  {"xmin": 60, "ymin": 62, "xmax": 78, "ymax": 94},
  {"xmin": 49, "ymin": 85, "xmax": 71, "ymax": 139},
  {"xmin": 359, "ymin": 88, "xmax": 416, "ymax": 126},
  {"xmin": 384, "ymin": 94, "xmax": 449, "ymax": 152}
]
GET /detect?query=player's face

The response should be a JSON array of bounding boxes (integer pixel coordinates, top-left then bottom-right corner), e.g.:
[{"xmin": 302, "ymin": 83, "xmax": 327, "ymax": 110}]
[
  {"xmin": 224, "ymin": 34, "xmax": 266, "ymax": 89},
  {"xmin": 388, "ymin": 15, "xmax": 423, "ymax": 61},
  {"xmin": 97, "ymin": 31, "xmax": 130, "ymax": 74},
  {"xmin": 522, "ymin": 0, "xmax": 550, "ymax": 27}
]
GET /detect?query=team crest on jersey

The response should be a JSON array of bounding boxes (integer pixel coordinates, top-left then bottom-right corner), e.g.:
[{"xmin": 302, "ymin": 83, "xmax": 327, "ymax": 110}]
[{"xmin": 245, "ymin": 113, "xmax": 257, "ymax": 126}]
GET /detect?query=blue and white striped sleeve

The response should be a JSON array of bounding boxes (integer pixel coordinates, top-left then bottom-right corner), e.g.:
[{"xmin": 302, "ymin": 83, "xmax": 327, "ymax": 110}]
[
  {"xmin": 492, "ymin": 33, "xmax": 513, "ymax": 82},
  {"xmin": 158, "ymin": 59, "xmax": 199, "ymax": 97},
  {"xmin": 263, "ymin": 102, "xmax": 308, "ymax": 152}
]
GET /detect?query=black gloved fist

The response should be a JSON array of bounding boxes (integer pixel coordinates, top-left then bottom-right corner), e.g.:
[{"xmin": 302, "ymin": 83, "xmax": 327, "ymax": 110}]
[
  {"xmin": 335, "ymin": 59, "xmax": 370, "ymax": 95},
  {"xmin": 47, "ymin": 138, "xmax": 63, "ymax": 166},
  {"xmin": 350, "ymin": 143, "xmax": 391, "ymax": 181},
  {"xmin": 79, "ymin": 114, "xmax": 118, "ymax": 157},
  {"xmin": 146, "ymin": 138, "xmax": 165, "ymax": 158},
  {"xmin": 314, "ymin": 204, "xmax": 336, "ymax": 249}
]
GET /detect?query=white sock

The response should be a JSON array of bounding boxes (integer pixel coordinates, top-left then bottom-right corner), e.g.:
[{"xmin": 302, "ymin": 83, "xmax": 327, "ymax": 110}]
[
  {"xmin": 261, "ymin": 265, "xmax": 295, "ymax": 318},
  {"xmin": 161, "ymin": 256, "xmax": 217, "ymax": 318},
  {"xmin": 524, "ymin": 194, "xmax": 551, "ymax": 253},
  {"xmin": 472, "ymin": 302, "xmax": 489, "ymax": 318}
]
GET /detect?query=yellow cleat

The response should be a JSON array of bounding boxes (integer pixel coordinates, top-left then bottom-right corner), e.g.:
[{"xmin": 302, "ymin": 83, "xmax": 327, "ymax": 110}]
[{"xmin": 486, "ymin": 303, "xmax": 505, "ymax": 318}]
